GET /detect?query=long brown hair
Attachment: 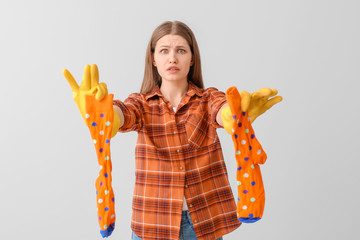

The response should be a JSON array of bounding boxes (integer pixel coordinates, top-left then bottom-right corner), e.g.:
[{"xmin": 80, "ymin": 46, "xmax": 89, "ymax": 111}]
[{"xmin": 140, "ymin": 21, "xmax": 204, "ymax": 94}]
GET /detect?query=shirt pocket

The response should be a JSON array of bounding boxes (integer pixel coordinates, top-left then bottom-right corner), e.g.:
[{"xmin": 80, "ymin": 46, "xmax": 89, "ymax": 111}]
[{"xmin": 185, "ymin": 112, "xmax": 218, "ymax": 150}]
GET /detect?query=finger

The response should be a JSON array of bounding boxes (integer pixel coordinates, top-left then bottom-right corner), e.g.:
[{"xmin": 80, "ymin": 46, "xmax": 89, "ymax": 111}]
[
  {"xmin": 264, "ymin": 96, "xmax": 283, "ymax": 110},
  {"xmin": 80, "ymin": 64, "xmax": 91, "ymax": 90},
  {"xmin": 239, "ymin": 90, "xmax": 251, "ymax": 112},
  {"xmin": 102, "ymin": 82, "xmax": 108, "ymax": 95},
  {"xmin": 269, "ymin": 89, "xmax": 278, "ymax": 98},
  {"xmin": 63, "ymin": 69, "xmax": 79, "ymax": 92},
  {"xmin": 252, "ymin": 88, "xmax": 272, "ymax": 99},
  {"xmin": 91, "ymin": 64, "xmax": 99, "ymax": 88},
  {"xmin": 95, "ymin": 83, "xmax": 108, "ymax": 101}
]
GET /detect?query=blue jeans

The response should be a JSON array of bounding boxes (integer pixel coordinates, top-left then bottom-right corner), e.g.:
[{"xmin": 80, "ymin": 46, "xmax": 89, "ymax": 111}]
[{"xmin": 132, "ymin": 210, "xmax": 224, "ymax": 240}]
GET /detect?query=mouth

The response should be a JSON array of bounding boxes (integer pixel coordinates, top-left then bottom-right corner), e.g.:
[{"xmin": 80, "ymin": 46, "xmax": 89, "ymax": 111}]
[{"xmin": 167, "ymin": 67, "xmax": 180, "ymax": 71}]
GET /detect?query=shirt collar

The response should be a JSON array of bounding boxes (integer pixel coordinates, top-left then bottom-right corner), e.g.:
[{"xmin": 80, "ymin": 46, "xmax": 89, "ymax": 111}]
[{"xmin": 144, "ymin": 81, "xmax": 203, "ymax": 101}]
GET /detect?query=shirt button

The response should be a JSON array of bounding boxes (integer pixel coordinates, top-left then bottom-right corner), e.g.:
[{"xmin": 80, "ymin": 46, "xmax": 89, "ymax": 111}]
[
  {"xmin": 180, "ymin": 167, "xmax": 183, "ymax": 170},
  {"xmin": 173, "ymin": 131, "xmax": 177, "ymax": 134},
  {"xmin": 177, "ymin": 149, "xmax": 180, "ymax": 153},
  {"xmin": 185, "ymin": 185, "xmax": 188, "ymax": 188},
  {"xmin": 189, "ymin": 204, "xmax": 193, "ymax": 208},
  {"xmin": 194, "ymin": 220, "xmax": 197, "ymax": 223}
]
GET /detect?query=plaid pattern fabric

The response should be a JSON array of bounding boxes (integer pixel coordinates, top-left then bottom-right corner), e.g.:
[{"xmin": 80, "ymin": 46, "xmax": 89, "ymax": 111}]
[{"xmin": 113, "ymin": 81, "xmax": 241, "ymax": 240}]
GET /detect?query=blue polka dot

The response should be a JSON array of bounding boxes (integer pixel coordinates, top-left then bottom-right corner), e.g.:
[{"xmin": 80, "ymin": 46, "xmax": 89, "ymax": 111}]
[
  {"xmin": 243, "ymin": 190, "xmax": 248, "ymax": 194},
  {"xmin": 100, "ymin": 113, "xmax": 104, "ymax": 117},
  {"xmin": 96, "ymin": 190, "xmax": 98, "ymax": 195},
  {"xmin": 100, "ymin": 182, "xmax": 103, "ymax": 186},
  {"xmin": 238, "ymin": 122, "xmax": 242, "ymax": 127},
  {"xmin": 112, "ymin": 197, "xmax": 115, "ymax": 202},
  {"xmin": 99, "ymin": 216, "xmax": 102, "ymax": 220},
  {"xmin": 99, "ymin": 148, "xmax": 104, "ymax": 153},
  {"xmin": 251, "ymin": 134, "xmax": 255, "ymax": 139},
  {"xmin": 249, "ymin": 213, "xmax": 253, "ymax": 217},
  {"xmin": 251, "ymin": 181, "xmax": 256, "ymax": 186},
  {"xmin": 105, "ymin": 173, "xmax": 108, "ymax": 177},
  {"xmin": 92, "ymin": 122, "xmax": 97, "ymax": 126},
  {"xmin": 232, "ymin": 115, "xmax": 237, "ymax": 119},
  {"xmin": 105, "ymin": 139, "xmax": 110, "ymax": 144},
  {"xmin": 242, "ymin": 112, "xmax": 246, "ymax": 116},
  {"xmin": 238, "ymin": 197, "xmax": 240, "ymax": 201},
  {"xmin": 237, "ymin": 167, "xmax": 242, "ymax": 170},
  {"xmin": 234, "ymin": 134, "xmax": 238, "ymax": 139},
  {"xmin": 249, "ymin": 146, "xmax": 252, "ymax": 150},
  {"xmin": 244, "ymin": 157, "xmax": 249, "ymax": 161},
  {"xmin": 105, "ymin": 207, "xmax": 109, "ymax": 211}
]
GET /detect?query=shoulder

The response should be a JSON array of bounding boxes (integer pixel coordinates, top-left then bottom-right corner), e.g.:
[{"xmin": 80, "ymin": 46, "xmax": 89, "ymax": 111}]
[
  {"xmin": 201, "ymin": 86, "xmax": 225, "ymax": 99},
  {"xmin": 204, "ymin": 86, "xmax": 224, "ymax": 93},
  {"xmin": 125, "ymin": 92, "xmax": 146, "ymax": 100},
  {"xmin": 121, "ymin": 92, "xmax": 148, "ymax": 107},
  {"xmin": 190, "ymin": 81, "xmax": 224, "ymax": 99}
]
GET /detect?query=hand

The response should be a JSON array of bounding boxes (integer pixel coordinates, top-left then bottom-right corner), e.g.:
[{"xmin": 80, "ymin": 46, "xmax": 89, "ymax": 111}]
[
  {"xmin": 221, "ymin": 87, "xmax": 282, "ymax": 135},
  {"xmin": 63, "ymin": 64, "xmax": 109, "ymax": 123},
  {"xmin": 248, "ymin": 88, "xmax": 283, "ymax": 123},
  {"xmin": 63, "ymin": 64, "xmax": 120, "ymax": 138}
]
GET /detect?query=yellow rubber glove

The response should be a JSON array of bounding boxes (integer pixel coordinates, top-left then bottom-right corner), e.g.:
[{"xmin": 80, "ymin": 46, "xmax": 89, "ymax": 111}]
[
  {"xmin": 248, "ymin": 88, "xmax": 283, "ymax": 123},
  {"xmin": 221, "ymin": 88, "xmax": 283, "ymax": 135},
  {"xmin": 63, "ymin": 64, "xmax": 121, "ymax": 138}
]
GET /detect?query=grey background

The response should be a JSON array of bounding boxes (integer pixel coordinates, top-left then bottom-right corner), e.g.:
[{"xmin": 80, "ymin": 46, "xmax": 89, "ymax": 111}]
[{"xmin": 1, "ymin": 0, "xmax": 359, "ymax": 239}]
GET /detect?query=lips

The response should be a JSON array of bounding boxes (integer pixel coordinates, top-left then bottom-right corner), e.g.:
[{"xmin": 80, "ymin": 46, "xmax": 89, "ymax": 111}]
[{"xmin": 167, "ymin": 66, "xmax": 180, "ymax": 70}]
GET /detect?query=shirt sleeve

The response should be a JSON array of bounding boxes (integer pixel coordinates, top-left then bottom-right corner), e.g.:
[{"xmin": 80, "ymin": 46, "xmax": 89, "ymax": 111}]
[
  {"xmin": 207, "ymin": 87, "xmax": 228, "ymax": 129},
  {"xmin": 112, "ymin": 93, "xmax": 143, "ymax": 133}
]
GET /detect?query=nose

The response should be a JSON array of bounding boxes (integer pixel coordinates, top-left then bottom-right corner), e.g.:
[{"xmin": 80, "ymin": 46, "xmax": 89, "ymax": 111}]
[{"xmin": 169, "ymin": 51, "xmax": 177, "ymax": 63}]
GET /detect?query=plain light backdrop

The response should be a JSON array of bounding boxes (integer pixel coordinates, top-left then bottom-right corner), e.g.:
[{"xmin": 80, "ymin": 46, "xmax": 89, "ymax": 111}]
[{"xmin": 1, "ymin": 0, "xmax": 359, "ymax": 239}]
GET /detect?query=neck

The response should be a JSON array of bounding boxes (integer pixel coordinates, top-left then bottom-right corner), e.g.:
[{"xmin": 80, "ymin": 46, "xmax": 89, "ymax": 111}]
[{"xmin": 160, "ymin": 80, "xmax": 189, "ymax": 106}]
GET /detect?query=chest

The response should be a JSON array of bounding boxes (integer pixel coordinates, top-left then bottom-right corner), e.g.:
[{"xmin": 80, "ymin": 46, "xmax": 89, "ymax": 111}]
[{"xmin": 140, "ymin": 99, "xmax": 218, "ymax": 150}]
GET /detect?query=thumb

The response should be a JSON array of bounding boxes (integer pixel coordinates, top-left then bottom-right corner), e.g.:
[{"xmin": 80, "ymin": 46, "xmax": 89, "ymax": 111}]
[
  {"xmin": 240, "ymin": 90, "xmax": 251, "ymax": 112},
  {"xmin": 63, "ymin": 69, "xmax": 79, "ymax": 93},
  {"xmin": 95, "ymin": 83, "xmax": 108, "ymax": 101}
]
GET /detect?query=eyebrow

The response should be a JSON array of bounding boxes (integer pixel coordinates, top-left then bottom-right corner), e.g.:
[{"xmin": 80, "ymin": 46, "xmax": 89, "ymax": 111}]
[{"xmin": 158, "ymin": 45, "xmax": 187, "ymax": 48}]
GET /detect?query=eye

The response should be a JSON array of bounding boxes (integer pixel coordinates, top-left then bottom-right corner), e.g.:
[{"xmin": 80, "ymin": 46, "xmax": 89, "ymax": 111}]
[
  {"xmin": 160, "ymin": 49, "xmax": 168, "ymax": 54},
  {"xmin": 178, "ymin": 49, "xmax": 185, "ymax": 53}
]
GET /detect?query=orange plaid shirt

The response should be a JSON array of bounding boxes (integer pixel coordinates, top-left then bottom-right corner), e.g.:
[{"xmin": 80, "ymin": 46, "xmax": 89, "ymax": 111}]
[{"xmin": 113, "ymin": 81, "xmax": 241, "ymax": 240}]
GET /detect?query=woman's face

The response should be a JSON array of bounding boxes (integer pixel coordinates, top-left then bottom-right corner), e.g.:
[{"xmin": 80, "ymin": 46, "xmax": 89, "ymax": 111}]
[{"xmin": 152, "ymin": 34, "xmax": 193, "ymax": 84}]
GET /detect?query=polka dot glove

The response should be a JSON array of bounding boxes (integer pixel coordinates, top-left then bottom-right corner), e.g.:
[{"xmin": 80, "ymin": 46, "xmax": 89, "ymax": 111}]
[
  {"xmin": 85, "ymin": 94, "xmax": 116, "ymax": 237},
  {"xmin": 225, "ymin": 86, "xmax": 268, "ymax": 223}
]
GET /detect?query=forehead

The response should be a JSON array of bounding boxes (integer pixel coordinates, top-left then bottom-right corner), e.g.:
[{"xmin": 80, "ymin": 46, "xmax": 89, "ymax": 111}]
[{"xmin": 155, "ymin": 34, "xmax": 190, "ymax": 48}]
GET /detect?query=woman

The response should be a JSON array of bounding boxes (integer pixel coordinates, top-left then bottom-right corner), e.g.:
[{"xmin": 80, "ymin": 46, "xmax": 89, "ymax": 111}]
[{"xmin": 64, "ymin": 20, "xmax": 282, "ymax": 240}]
